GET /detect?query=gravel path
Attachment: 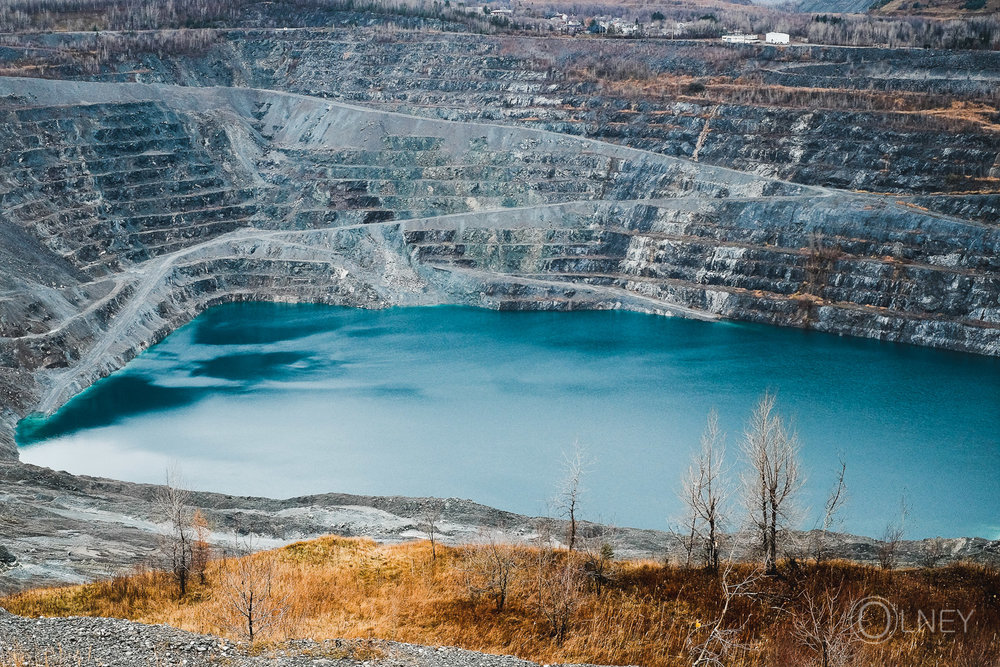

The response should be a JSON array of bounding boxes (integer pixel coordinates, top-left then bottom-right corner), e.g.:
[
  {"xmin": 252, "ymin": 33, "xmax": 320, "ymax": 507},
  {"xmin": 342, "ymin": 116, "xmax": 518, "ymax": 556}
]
[{"xmin": 0, "ymin": 609, "xmax": 556, "ymax": 667}]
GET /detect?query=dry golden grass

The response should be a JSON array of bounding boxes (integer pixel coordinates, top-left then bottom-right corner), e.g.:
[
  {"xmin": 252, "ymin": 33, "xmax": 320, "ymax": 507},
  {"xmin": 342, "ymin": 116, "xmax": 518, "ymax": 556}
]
[{"xmin": 2, "ymin": 537, "xmax": 999, "ymax": 667}]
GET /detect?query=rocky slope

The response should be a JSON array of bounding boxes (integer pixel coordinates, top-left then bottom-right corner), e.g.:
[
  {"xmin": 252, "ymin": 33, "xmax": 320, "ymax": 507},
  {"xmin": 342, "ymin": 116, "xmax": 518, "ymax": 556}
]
[
  {"xmin": 0, "ymin": 460, "xmax": 657, "ymax": 594},
  {"xmin": 2, "ymin": 459, "xmax": 997, "ymax": 596},
  {"xmin": 15, "ymin": 31, "xmax": 997, "ymax": 195},
  {"xmin": 0, "ymin": 607, "xmax": 556, "ymax": 667}
]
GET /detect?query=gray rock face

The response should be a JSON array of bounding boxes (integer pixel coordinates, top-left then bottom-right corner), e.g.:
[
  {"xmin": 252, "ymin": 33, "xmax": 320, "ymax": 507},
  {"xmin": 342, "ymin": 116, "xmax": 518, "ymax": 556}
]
[{"xmin": 73, "ymin": 31, "xmax": 998, "ymax": 197}]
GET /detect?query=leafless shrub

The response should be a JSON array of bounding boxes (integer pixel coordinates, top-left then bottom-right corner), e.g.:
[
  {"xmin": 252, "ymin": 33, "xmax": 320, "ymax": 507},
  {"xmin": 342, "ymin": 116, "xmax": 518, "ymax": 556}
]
[
  {"xmin": 215, "ymin": 535, "xmax": 288, "ymax": 644},
  {"xmin": 581, "ymin": 539, "xmax": 616, "ymax": 596},
  {"xmin": 686, "ymin": 536, "xmax": 765, "ymax": 666},
  {"xmin": 920, "ymin": 537, "xmax": 948, "ymax": 569},
  {"xmin": 463, "ymin": 530, "xmax": 518, "ymax": 612},
  {"xmin": 877, "ymin": 495, "xmax": 910, "ymax": 571},
  {"xmin": 191, "ymin": 509, "xmax": 213, "ymax": 585},
  {"xmin": 421, "ymin": 498, "xmax": 445, "ymax": 561},
  {"xmin": 812, "ymin": 458, "xmax": 848, "ymax": 563},
  {"xmin": 787, "ymin": 584, "xmax": 861, "ymax": 667},
  {"xmin": 533, "ymin": 550, "xmax": 585, "ymax": 643},
  {"xmin": 669, "ymin": 514, "xmax": 700, "ymax": 570}
]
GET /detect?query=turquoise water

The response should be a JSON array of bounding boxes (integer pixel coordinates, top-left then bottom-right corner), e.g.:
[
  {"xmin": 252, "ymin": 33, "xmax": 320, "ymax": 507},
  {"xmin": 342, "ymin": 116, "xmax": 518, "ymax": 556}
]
[{"xmin": 17, "ymin": 303, "xmax": 1000, "ymax": 539}]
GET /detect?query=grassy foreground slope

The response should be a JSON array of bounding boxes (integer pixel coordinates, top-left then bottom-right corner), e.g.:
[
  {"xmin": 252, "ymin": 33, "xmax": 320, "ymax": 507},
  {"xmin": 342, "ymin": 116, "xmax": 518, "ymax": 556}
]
[{"xmin": 3, "ymin": 536, "xmax": 998, "ymax": 666}]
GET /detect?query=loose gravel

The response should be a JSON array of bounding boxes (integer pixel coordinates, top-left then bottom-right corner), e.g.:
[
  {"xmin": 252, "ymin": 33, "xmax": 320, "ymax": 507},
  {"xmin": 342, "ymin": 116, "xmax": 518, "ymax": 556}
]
[{"xmin": 0, "ymin": 608, "xmax": 565, "ymax": 667}]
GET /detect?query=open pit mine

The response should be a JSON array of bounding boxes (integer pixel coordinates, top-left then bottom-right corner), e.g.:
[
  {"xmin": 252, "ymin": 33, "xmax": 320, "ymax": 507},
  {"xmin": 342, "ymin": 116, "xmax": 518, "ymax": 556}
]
[{"xmin": 0, "ymin": 23, "xmax": 998, "ymax": 595}]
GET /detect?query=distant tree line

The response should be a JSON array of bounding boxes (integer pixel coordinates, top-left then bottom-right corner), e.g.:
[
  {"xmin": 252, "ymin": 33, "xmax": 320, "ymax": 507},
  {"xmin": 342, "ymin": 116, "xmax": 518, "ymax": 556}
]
[
  {"xmin": 0, "ymin": 0, "xmax": 525, "ymax": 34},
  {"xmin": 521, "ymin": 0, "xmax": 1000, "ymax": 49},
  {"xmin": 1, "ymin": 0, "xmax": 998, "ymax": 50}
]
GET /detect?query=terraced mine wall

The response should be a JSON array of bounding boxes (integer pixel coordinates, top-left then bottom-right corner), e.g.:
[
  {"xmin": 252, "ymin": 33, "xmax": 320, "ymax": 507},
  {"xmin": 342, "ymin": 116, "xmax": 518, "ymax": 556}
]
[
  {"xmin": 4, "ymin": 31, "xmax": 999, "ymax": 197},
  {"xmin": 46, "ymin": 31, "xmax": 995, "ymax": 198},
  {"xmin": 5, "ymin": 28, "xmax": 995, "ymax": 231},
  {"xmin": 0, "ymin": 74, "xmax": 998, "ymax": 462}
]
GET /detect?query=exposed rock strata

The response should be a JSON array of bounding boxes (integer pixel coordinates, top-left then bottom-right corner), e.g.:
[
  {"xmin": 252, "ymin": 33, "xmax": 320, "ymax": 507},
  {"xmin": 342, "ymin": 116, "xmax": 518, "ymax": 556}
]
[
  {"xmin": 54, "ymin": 31, "xmax": 1000, "ymax": 198},
  {"xmin": 0, "ymin": 76, "xmax": 998, "ymax": 459}
]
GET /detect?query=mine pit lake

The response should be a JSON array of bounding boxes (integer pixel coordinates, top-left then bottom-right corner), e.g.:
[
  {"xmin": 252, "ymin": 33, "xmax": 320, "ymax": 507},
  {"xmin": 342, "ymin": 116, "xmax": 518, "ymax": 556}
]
[{"xmin": 16, "ymin": 303, "xmax": 1000, "ymax": 539}]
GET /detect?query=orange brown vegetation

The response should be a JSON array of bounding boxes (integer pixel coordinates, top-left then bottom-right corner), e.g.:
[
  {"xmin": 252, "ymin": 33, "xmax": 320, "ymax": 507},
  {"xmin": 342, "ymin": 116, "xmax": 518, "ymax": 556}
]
[
  {"xmin": 587, "ymin": 73, "xmax": 1000, "ymax": 135},
  {"xmin": 2, "ymin": 536, "xmax": 999, "ymax": 666},
  {"xmin": 875, "ymin": 0, "xmax": 1000, "ymax": 19}
]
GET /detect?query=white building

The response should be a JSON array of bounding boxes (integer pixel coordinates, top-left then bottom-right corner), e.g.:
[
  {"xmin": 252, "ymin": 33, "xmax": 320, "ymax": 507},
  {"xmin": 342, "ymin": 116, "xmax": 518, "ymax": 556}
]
[
  {"xmin": 766, "ymin": 32, "xmax": 790, "ymax": 44},
  {"xmin": 614, "ymin": 19, "xmax": 639, "ymax": 36},
  {"xmin": 591, "ymin": 16, "xmax": 638, "ymax": 35},
  {"xmin": 548, "ymin": 14, "xmax": 582, "ymax": 33},
  {"xmin": 721, "ymin": 33, "xmax": 759, "ymax": 44}
]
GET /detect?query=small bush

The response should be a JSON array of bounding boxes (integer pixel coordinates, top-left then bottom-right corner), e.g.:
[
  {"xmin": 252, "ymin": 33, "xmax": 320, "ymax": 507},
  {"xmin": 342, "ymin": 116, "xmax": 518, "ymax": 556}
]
[{"xmin": 685, "ymin": 80, "xmax": 707, "ymax": 94}]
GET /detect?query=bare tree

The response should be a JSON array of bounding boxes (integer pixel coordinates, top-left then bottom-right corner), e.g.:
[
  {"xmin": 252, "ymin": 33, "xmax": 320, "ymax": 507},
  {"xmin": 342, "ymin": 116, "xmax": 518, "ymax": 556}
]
[
  {"xmin": 813, "ymin": 458, "xmax": 848, "ymax": 563},
  {"xmin": 216, "ymin": 536, "xmax": 288, "ymax": 644},
  {"xmin": 464, "ymin": 529, "xmax": 519, "ymax": 613},
  {"xmin": 421, "ymin": 499, "xmax": 445, "ymax": 561},
  {"xmin": 556, "ymin": 442, "xmax": 588, "ymax": 552},
  {"xmin": 877, "ymin": 494, "xmax": 910, "ymax": 571},
  {"xmin": 681, "ymin": 409, "xmax": 729, "ymax": 572},
  {"xmin": 741, "ymin": 393, "xmax": 802, "ymax": 575},
  {"xmin": 157, "ymin": 472, "xmax": 194, "ymax": 597}
]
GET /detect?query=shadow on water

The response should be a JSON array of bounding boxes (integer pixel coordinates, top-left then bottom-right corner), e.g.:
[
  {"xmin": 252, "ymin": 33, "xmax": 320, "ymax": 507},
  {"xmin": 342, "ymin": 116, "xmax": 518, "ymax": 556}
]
[
  {"xmin": 193, "ymin": 302, "xmax": 350, "ymax": 346},
  {"xmin": 16, "ymin": 376, "xmax": 206, "ymax": 445},
  {"xmin": 192, "ymin": 351, "xmax": 322, "ymax": 382}
]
